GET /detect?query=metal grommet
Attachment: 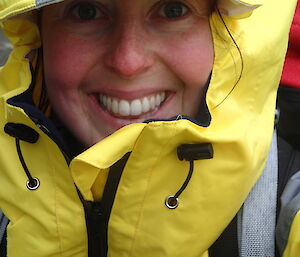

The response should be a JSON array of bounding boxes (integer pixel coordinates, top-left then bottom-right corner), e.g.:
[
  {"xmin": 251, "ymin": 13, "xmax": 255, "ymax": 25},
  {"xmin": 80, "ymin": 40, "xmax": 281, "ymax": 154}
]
[
  {"xmin": 165, "ymin": 195, "xmax": 179, "ymax": 209},
  {"xmin": 26, "ymin": 177, "xmax": 40, "ymax": 190}
]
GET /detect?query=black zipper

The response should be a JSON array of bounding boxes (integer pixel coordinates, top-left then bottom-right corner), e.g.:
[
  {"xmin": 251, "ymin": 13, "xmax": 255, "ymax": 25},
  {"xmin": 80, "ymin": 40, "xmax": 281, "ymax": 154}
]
[
  {"xmin": 79, "ymin": 199, "xmax": 107, "ymax": 257},
  {"xmin": 78, "ymin": 152, "xmax": 131, "ymax": 257}
]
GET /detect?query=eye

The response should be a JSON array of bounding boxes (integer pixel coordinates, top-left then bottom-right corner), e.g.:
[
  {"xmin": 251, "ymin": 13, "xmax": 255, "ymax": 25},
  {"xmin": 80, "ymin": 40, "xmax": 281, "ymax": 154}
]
[
  {"xmin": 159, "ymin": 2, "xmax": 189, "ymax": 19},
  {"xmin": 70, "ymin": 2, "xmax": 104, "ymax": 20}
]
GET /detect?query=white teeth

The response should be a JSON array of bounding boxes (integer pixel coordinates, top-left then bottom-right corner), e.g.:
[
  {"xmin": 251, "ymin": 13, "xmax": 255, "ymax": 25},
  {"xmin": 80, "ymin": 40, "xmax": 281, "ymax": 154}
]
[
  {"xmin": 131, "ymin": 99, "xmax": 142, "ymax": 116},
  {"xmin": 102, "ymin": 95, "xmax": 107, "ymax": 106},
  {"xmin": 112, "ymin": 99, "xmax": 118, "ymax": 113},
  {"xmin": 150, "ymin": 95, "xmax": 156, "ymax": 109},
  {"xmin": 106, "ymin": 97, "xmax": 112, "ymax": 111},
  {"xmin": 119, "ymin": 100, "xmax": 130, "ymax": 116},
  {"xmin": 99, "ymin": 92, "xmax": 166, "ymax": 117},
  {"xmin": 142, "ymin": 97, "xmax": 150, "ymax": 113},
  {"xmin": 155, "ymin": 94, "xmax": 161, "ymax": 106}
]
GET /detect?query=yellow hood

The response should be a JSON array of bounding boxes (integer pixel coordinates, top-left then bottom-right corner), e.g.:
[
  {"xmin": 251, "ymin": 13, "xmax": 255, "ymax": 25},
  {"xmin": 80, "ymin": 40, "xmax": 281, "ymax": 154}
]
[{"xmin": 0, "ymin": 0, "xmax": 297, "ymax": 257}]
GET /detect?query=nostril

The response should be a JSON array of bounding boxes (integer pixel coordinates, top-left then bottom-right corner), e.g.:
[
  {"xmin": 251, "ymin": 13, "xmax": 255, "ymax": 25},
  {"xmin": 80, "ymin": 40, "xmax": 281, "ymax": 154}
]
[{"xmin": 109, "ymin": 54, "xmax": 150, "ymax": 78}]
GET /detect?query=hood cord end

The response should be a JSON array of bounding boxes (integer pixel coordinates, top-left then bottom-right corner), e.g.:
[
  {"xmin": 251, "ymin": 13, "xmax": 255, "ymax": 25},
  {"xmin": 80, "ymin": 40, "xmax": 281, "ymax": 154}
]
[
  {"xmin": 4, "ymin": 123, "xmax": 40, "ymax": 190},
  {"xmin": 165, "ymin": 143, "xmax": 213, "ymax": 210},
  {"xmin": 16, "ymin": 138, "xmax": 40, "ymax": 190}
]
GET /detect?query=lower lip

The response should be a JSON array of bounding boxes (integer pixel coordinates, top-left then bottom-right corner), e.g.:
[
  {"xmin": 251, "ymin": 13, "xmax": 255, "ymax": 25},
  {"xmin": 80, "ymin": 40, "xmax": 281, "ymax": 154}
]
[{"xmin": 89, "ymin": 93, "xmax": 173, "ymax": 129}]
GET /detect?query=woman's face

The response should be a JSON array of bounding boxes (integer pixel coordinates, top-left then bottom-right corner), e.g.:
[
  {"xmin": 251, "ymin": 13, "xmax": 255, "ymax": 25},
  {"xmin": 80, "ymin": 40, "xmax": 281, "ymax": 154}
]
[{"xmin": 42, "ymin": 0, "xmax": 214, "ymax": 146}]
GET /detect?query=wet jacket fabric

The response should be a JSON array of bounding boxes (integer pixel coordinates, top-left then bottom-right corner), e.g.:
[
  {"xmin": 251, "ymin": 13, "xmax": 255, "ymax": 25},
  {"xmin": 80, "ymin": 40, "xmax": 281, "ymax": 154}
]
[{"xmin": 0, "ymin": 0, "xmax": 297, "ymax": 257}]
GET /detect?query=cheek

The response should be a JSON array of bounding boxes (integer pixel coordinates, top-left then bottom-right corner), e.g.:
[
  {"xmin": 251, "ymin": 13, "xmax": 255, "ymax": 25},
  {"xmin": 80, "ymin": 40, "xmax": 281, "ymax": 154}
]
[
  {"xmin": 158, "ymin": 24, "xmax": 213, "ymax": 87},
  {"xmin": 159, "ymin": 25, "xmax": 213, "ymax": 116},
  {"xmin": 42, "ymin": 31, "xmax": 96, "ymax": 90}
]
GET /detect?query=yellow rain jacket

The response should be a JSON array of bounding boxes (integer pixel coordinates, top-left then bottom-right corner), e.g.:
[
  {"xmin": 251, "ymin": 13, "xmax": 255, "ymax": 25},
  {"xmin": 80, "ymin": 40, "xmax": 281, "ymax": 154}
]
[{"xmin": 0, "ymin": 0, "xmax": 297, "ymax": 257}]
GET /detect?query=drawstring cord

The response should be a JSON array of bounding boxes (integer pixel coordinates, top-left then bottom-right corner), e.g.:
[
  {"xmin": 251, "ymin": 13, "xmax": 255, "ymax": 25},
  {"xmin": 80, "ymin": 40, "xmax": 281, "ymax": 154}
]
[
  {"xmin": 174, "ymin": 160, "xmax": 194, "ymax": 199},
  {"xmin": 165, "ymin": 143, "xmax": 213, "ymax": 209},
  {"xmin": 4, "ymin": 123, "xmax": 213, "ymax": 197},
  {"xmin": 15, "ymin": 138, "xmax": 40, "ymax": 190},
  {"xmin": 165, "ymin": 160, "xmax": 194, "ymax": 209},
  {"xmin": 4, "ymin": 123, "xmax": 40, "ymax": 190}
]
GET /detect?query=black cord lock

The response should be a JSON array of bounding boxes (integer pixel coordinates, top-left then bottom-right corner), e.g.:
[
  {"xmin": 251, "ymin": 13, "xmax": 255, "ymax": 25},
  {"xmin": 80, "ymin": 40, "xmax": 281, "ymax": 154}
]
[
  {"xmin": 177, "ymin": 143, "xmax": 213, "ymax": 161},
  {"xmin": 4, "ymin": 123, "xmax": 39, "ymax": 143}
]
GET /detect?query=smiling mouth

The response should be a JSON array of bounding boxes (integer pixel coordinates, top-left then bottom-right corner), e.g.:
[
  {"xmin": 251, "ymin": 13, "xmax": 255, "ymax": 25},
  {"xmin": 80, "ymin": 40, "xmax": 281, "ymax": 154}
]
[{"xmin": 98, "ymin": 91, "xmax": 166, "ymax": 118}]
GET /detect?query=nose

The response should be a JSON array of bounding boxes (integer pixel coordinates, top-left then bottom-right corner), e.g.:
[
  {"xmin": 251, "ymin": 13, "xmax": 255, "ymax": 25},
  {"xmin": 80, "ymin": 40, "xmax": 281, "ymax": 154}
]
[{"xmin": 103, "ymin": 24, "xmax": 153, "ymax": 79}]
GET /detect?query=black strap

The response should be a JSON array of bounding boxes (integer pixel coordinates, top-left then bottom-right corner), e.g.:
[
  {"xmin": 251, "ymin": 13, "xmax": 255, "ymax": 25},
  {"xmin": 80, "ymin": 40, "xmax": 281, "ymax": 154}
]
[
  {"xmin": 0, "ymin": 212, "xmax": 8, "ymax": 257},
  {"xmin": 275, "ymin": 136, "xmax": 300, "ymax": 257},
  {"xmin": 276, "ymin": 86, "xmax": 300, "ymax": 202},
  {"xmin": 209, "ymin": 215, "xmax": 239, "ymax": 257},
  {"xmin": 276, "ymin": 136, "xmax": 300, "ymax": 213},
  {"xmin": 79, "ymin": 152, "xmax": 130, "ymax": 257},
  {"xmin": 0, "ymin": 230, "xmax": 6, "ymax": 257},
  {"xmin": 277, "ymin": 86, "xmax": 300, "ymax": 150}
]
